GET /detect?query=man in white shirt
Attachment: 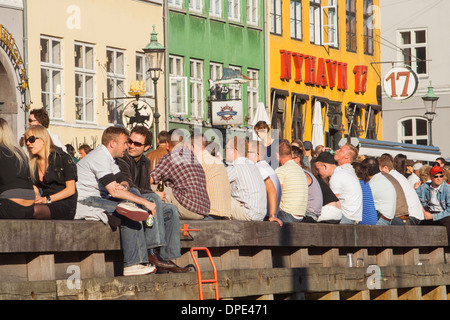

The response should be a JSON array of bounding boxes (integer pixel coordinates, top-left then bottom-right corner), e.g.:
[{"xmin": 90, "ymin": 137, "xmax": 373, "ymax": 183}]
[
  {"xmin": 315, "ymin": 151, "xmax": 362, "ymax": 224},
  {"xmin": 408, "ymin": 162, "xmax": 422, "ymax": 188},
  {"xmin": 379, "ymin": 155, "xmax": 424, "ymax": 224},
  {"xmin": 225, "ymin": 136, "xmax": 267, "ymax": 221}
]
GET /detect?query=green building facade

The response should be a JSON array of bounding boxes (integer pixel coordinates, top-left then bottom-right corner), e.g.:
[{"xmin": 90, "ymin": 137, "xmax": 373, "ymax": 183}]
[{"xmin": 166, "ymin": 0, "xmax": 266, "ymax": 136}]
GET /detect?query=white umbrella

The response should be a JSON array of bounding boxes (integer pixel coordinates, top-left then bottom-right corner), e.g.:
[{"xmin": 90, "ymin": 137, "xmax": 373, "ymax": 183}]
[{"xmin": 311, "ymin": 100, "xmax": 324, "ymax": 148}]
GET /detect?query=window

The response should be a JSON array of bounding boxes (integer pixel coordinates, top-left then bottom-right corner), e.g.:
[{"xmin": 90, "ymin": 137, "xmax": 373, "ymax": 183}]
[
  {"xmin": 247, "ymin": 0, "xmax": 258, "ymax": 25},
  {"xmin": 210, "ymin": 62, "xmax": 223, "ymax": 82},
  {"xmin": 40, "ymin": 36, "xmax": 63, "ymax": 119},
  {"xmin": 247, "ymin": 69, "xmax": 259, "ymax": 122},
  {"xmin": 310, "ymin": 0, "xmax": 321, "ymax": 45},
  {"xmin": 228, "ymin": 65, "xmax": 241, "ymax": 100},
  {"xmin": 364, "ymin": 106, "xmax": 379, "ymax": 139},
  {"xmin": 399, "ymin": 117, "xmax": 428, "ymax": 145},
  {"xmin": 363, "ymin": 0, "xmax": 374, "ymax": 55},
  {"xmin": 290, "ymin": 0, "xmax": 302, "ymax": 40},
  {"xmin": 270, "ymin": 0, "xmax": 282, "ymax": 35},
  {"xmin": 169, "ymin": 55, "xmax": 188, "ymax": 115},
  {"xmin": 168, "ymin": 0, "xmax": 182, "ymax": 9},
  {"xmin": 136, "ymin": 53, "xmax": 154, "ymax": 97},
  {"xmin": 190, "ymin": 59, "xmax": 204, "ymax": 119},
  {"xmin": 210, "ymin": 0, "xmax": 222, "ymax": 17},
  {"xmin": 398, "ymin": 29, "xmax": 428, "ymax": 75},
  {"xmin": 106, "ymin": 48, "xmax": 126, "ymax": 125},
  {"xmin": 228, "ymin": 0, "xmax": 240, "ymax": 21},
  {"xmin": 322, "ymin": 0, "xmax": 338, "ymax": 47},
  {"xmin": 190, "ymin": 0, "xmax": 202, "ymax": 13},
  {"xmin": 75, "ymin": 42, "xmax": 95, "ymax": 123},
  {"xmin": 346, "ymin": 0, "xmax": 356, "ymax": 52}
]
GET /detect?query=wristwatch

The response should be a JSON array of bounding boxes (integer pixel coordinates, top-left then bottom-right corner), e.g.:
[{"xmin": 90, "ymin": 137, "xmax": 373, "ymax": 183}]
[{"xmin": 46, "ymin": 196, "xmax": 52, "ymax": 204}]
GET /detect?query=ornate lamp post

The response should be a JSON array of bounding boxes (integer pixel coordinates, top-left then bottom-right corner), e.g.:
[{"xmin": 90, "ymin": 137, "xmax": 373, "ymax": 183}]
[
  {"xmin": 143, "ymin": 25, "xmax": 165, "ymax": 139},
  {"xmin": 422, "ymin": 82, "xmax": 439, "ymax": 146}
]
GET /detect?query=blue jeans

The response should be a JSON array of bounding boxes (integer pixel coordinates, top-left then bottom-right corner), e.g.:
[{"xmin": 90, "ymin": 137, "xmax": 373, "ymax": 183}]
[
  {"xmin": 278, "ymin": 210, "xmax": 316, "ymax": 223},
  {"xmin": 129, "ymin": 188, "xmax": 181, "ymax": 261},
  {"xmin": 79, "ymin": 196, "xmax": 148, "ymax": 268}
]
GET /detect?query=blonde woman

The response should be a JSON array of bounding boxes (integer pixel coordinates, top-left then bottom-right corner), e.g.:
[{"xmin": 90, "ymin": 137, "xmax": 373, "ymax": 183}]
[
  {"xmin": 25, "ymin": 125, "xmax": 77, "ymax": 219},
  {"xmin": 0, "ymin": 118, "xmax": 35, "ymax": 219}
]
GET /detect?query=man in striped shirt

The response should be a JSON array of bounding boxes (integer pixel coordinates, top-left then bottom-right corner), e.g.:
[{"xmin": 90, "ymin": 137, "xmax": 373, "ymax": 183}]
[{"xmin": 225, "ymin": 136, "xmax": 267, "ymax": 221}]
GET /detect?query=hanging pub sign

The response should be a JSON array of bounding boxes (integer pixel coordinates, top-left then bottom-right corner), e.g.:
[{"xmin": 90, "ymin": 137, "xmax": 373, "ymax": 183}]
[
  {"xmin": 383, "ymin": 66, "xmax": 418, "ymax": 101},
  {"xmin": 122, "ymin": 99, "xmax": 154, "ymax": 130},
  {"xmin": 211, "ymin": 100, "xmax": 243, "ymax": 125}
]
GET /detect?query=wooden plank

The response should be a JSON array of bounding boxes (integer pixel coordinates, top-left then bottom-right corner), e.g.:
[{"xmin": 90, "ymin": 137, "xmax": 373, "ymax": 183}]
[{"xmin": 27, "ymin": 254, "xmax": 55, "ymax": 281}]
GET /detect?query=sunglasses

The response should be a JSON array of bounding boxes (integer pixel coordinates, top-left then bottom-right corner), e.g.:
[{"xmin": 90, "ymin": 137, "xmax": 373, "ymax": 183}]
[
  {"xmin": 127, "ymin": 138, "xmax": 146, "ymax": 148},
  {"xmin": 25, "ymin": 136, "xmax": 40, "ymax": 144},
  {"xmin": 433, "ymin": 174, "xmax": 444, "ymax": 178}
]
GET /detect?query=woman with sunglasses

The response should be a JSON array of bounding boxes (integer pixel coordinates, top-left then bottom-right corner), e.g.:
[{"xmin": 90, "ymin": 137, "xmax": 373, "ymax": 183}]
[
  {"xmin": 0, "ymin": 118, "xmax": 35, "ymax": 219},
  {"xmin": 25, "ymin": 125, "xmax": 78, "ymax": 219}
]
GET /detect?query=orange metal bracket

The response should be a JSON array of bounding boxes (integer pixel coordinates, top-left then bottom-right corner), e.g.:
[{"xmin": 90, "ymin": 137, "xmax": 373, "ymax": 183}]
[
  {"xmin": 190, "ymin": 247, "xmax": 219, "ymax": 300},
  {"xmin": 180, "ymin": 224, "xmax": 200, "ymax": 240}
]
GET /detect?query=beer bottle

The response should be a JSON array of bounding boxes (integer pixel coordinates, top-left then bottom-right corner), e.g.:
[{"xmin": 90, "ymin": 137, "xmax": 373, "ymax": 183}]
[{"xmin": 157, "ymin": 175, "xmax": 165, "ymax": 192}]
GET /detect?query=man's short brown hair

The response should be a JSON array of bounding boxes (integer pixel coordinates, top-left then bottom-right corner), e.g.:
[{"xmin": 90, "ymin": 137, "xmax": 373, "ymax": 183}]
[
  {"xmin": 102, "ymin": 126, "xmax": 129, "ymax": 146},
  {"xmin": 30, "ymin": 108, "xmax": 50, "ymax": 128}
]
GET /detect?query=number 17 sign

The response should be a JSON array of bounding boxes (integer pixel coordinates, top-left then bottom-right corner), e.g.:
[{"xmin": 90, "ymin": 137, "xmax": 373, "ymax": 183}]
[{"xmin": 383, "ymin": 66, "xmax": 419, "ymax": 101}]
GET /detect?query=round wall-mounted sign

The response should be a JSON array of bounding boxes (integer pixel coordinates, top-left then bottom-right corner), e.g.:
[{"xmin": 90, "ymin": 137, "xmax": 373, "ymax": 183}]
[
  {"xmin": 122, "ymin": 99, "xmax": 154, "ymax": 130},
  {"xmin": 383, "ymin": 66, "xmax": 419, "ymax": 101}
]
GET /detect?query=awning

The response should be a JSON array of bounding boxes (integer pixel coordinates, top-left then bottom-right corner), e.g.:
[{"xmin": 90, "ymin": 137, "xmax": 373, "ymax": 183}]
[{"xmin": 340, "ymin": 138, "xmax": 441, "ymax": 162}]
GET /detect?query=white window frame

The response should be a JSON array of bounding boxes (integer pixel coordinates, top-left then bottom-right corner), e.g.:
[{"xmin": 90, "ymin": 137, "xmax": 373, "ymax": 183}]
[
  {"xmin": 210, "ymin": 0, "xmax": 222, "ymax": 17},
  {"xmin": 106, "ymin": 48, "xmax": 126, "ymax": 125},
  {"xmin": 310, "ymin": 0, "xmax": 321, "ymax": 45},
  {"xmin": 40, "ymin": 35, "xmax": 63, "ymax": 120},
  {"xmin": 322, "ymin": 0, "xmax": 338, "ymax": 47},
  {"xmin": 398, "ymin": 116, "xmax": 429, "ymax": 145},
  {"xmin": 270, "ymin": 0, "xmax": 282, "ymax": 35},
  {"xmin": 136, "ymin": 53, "xmax": 154, "ymax": 97},
  {"xmin": 228, "ymin": 65, "xmax": 241, "ymax": 100},
  {"xmin": 247, "ymin": 0, "xmax": 258, "ymax": 25},
  {"xmin": 168, "ymin": 0, "xmax": 183, "ymax": 9},
  {"xmin": 169, "ymin": 55, "xmax": 188, "ymax": 116},
  {"xmin": 247, "ymin": 69, "xmax": 259, "ymax": 122},
  {"xmin": 228, "ymin": 0, "xmax": 240, "ymax": 22},
  {"xmin": 190, "ymin": 59, "xmax": 204, "ymax": 119},
  {"xmin": 397, "ymin": 28, "xmax": 428, "ymax": 76},
  {"xmin": 210, "ymin": 62, "xmax": 223, "ymax": 81},
  {"xmin": 290, "ymin": 0, "xmax": 302, "ymax": 40},
  {"xmin": 190, "ymin": 0, "xmax": 203, "ymax": 13},
  {"xmin": 75, "ymin": 42, "xmax": 96, "ymax": 123}
]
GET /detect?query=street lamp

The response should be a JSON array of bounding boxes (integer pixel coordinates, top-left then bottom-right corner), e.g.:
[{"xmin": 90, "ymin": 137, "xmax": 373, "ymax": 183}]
[
  {"xmin": 143, "ymin": 25, "xmax": 165, "ymax": 139},
  {"xmin": 422, "ymin": 81, "xmax": 439, "ymax": 146}
]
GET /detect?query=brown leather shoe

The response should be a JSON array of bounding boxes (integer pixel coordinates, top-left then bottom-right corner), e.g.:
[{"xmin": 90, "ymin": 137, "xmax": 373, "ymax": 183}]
[
  {"xmin": 148, "ymin": 251, "xmax": 175, "ymax": 268},
  {"xmin": 156, "ymin": 261, "xmax": 192, "ymax": 273}
]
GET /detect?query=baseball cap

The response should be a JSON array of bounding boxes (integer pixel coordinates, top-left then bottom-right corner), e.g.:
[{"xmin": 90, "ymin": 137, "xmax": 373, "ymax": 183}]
[
  {"xmin": 315, "ymin": 151, "xmax": 336, "ymax": 165},
  {"xmin": 430, "ymin": 166, "xmax": 443, "ymax": 176},
  {"xmin": 303, "ymin": 141, "xmax": 313, "ymax": 150},
  {"xmin": 413, "ymin": 163, "xmax": 423, "ymax": 171}
]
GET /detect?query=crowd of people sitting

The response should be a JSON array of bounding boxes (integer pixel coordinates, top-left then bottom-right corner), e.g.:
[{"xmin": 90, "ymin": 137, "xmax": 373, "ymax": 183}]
[{"xmin": 1, "ymin": 110, "xmax": 449, "ymax": 277}]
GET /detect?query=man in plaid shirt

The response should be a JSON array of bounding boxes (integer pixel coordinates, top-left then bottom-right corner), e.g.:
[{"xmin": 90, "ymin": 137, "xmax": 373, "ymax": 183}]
[{"xmin": 150, "ymin": 129, "xmax": 210, "ymax": 219}]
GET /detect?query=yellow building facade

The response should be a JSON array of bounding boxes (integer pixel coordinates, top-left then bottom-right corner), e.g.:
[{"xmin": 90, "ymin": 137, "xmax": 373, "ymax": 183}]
[
  {"xmin": 26, "ymin": 0, "xmax": 165, "ymax": 150},
  {"xmin": 268, "ymin": 0, "xmax": 381, "ymax": 150}
]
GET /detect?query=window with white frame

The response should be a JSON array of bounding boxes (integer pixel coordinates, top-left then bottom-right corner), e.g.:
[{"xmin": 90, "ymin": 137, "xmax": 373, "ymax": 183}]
[
  {"xmin": 40, "ymin": 36, "xmax": 63, "ymax": 119},
  {"xmin": 290, "ymin": 0, "xmax": 302, "ymax": 40},
  {"xmin": 247, "ymin": 69, "xmax": 258, "ymax": 122},
  {"xmin": 228, "ymin": 65, "xmax": 241, "ymax": 100},
  {"xmin": 310, "ymin": 0, "xmax": 321, "ymax": 45},
  {"xmin": 75, "ymin": 42, "xmax": 95, "ymax": 123},
  {"xmin": 322, "ymin": 0, "xmax": 338, "ymax": 47},
  {"xmin": 247, "ymin": 0, "xmax": 258, "ymax": 25},
  {"xmin": 190, "ymin": 59, "xmax": 204, "ymax": 118},
  {"xmin": 398, "ymin": 117, "xmax": 428, "ymax": 145},
  {"xmin": 270, "ymin": 0, "xmax": 282, "ymax": 35},
  {"xmin": 363, "ymin": 0, "xmax": 374, "ymax": 55},
  {"xmin": 190, "ymin": 0, "xmax": 202, "ymax": 13},
  {"xmin": 169, "ymin": 55, "xmax": 188, "ymax": 115},
  {"xmin": 136, "ymin": 53, "xmax": 154, "ymax": 97},
  {"xmin": 106, "ymin": 48, "xmax": 126, "ymax": 125},
  {"xmin": 228, "ymin": 0, "xmax": 240, "ymax": 21},
  {"xmin": 168, "ymin": 0, "xmax": 183, "ymax": 9},
  {"xmin": 398, "ymin": 28, "xmax": 428, "ymax": 75},
  {"xmin": 210, "ymin": 0, "xmax": 222, "ymax": 17},
  {"xmin": 210, "ymin": 62, "xmax": 223, "ymax": 81}
]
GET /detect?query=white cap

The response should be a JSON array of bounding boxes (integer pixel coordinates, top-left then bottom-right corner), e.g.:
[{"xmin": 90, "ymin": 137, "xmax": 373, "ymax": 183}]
[{"xmin": 413, "ymin": 163, "xmax": 423, "ymax": 171}]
